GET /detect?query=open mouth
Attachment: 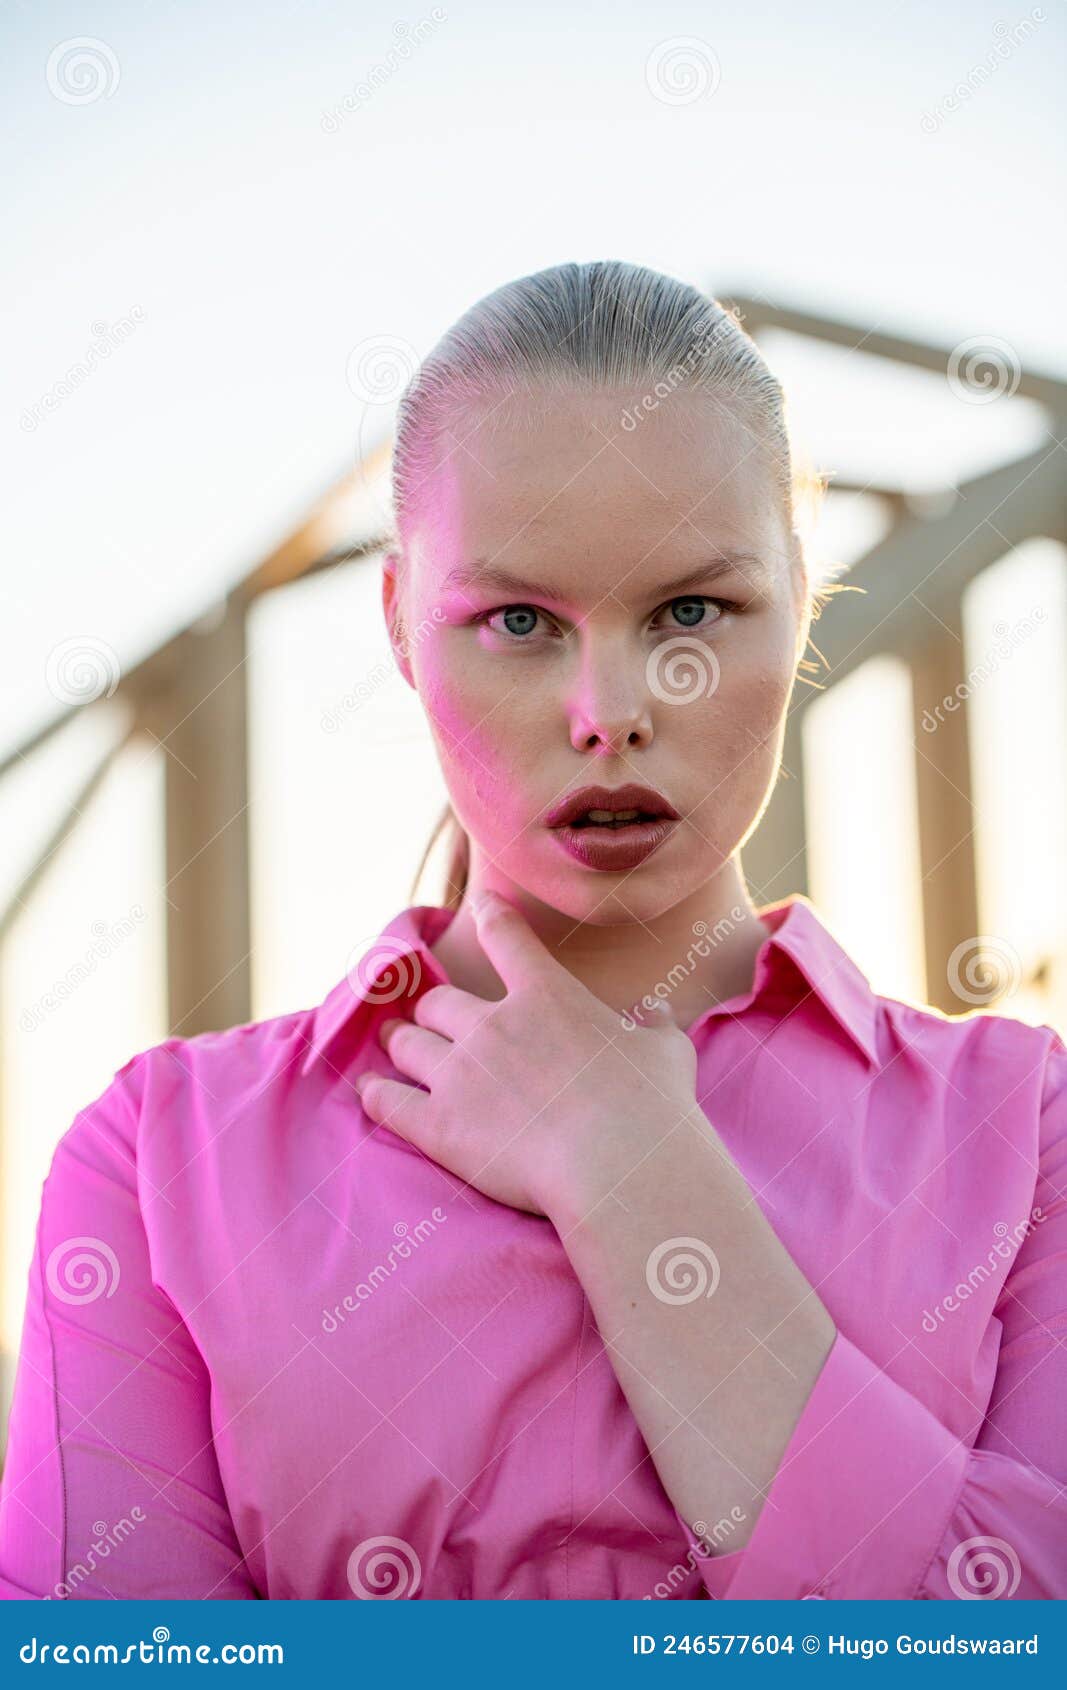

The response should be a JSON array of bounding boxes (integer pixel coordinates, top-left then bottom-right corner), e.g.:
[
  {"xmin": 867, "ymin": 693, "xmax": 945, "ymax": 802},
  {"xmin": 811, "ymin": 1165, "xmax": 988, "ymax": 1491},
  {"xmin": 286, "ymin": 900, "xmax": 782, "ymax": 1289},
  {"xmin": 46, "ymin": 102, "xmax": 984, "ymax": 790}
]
[
  {"xmin": 567, "ymin": 809, "xmax": 662, "ymax": 830},
  {"xmin": 545, "ymin": 784, "xmax": 681, "ymax": 848},
  {"xmin": 548, "ymin": 794, "xmax": 680, "ymax": 870}
]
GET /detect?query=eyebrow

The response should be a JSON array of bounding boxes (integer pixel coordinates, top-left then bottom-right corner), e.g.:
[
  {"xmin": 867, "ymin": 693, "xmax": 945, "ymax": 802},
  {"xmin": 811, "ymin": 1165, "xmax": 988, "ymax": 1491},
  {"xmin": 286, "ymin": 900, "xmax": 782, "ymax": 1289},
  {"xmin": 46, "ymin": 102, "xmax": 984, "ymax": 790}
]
[{"xmin": 441, "ymin": 552, "xmax": 768, "ymax": 602}]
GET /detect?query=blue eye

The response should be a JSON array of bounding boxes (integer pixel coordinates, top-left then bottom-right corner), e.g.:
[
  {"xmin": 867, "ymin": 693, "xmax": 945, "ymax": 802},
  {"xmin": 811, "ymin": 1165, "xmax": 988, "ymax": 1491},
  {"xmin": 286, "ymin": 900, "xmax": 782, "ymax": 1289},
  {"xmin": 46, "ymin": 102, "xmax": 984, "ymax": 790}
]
[
  {"xmin": 656, "ymin": 596, "xmax": 723, "ymax": 630},
  {"xmin": 476, "ymin": 594, "xmax": 727, "ymax": 643},
  {"xmin": 482, "ymin": 604, "xmax": 543, "ymax": 639}
]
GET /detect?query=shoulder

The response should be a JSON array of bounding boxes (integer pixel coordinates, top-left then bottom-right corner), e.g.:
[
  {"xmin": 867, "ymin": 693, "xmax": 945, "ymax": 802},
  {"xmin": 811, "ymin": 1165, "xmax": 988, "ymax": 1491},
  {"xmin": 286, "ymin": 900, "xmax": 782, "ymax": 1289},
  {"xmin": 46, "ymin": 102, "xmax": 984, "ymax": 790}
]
[
  {"xmin": 872, "ymin": 988, "xmax": 1067, "ymax": 1165},
  {"xmin": 874, "ymin": 985, "xmax": 1058, "ymax": 1061},
  {"xmin": 52, "ymin": 1001, "xmax": 323, "ymax": 1183}
]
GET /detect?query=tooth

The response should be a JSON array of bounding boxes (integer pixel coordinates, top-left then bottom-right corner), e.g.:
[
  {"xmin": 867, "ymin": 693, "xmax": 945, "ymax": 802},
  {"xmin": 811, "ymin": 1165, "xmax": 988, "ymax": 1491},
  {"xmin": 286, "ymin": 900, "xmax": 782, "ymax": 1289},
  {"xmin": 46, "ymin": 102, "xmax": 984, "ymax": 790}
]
[{"xmin": 587, "ymin": 808, "xmax": 640, "ymax": 822}]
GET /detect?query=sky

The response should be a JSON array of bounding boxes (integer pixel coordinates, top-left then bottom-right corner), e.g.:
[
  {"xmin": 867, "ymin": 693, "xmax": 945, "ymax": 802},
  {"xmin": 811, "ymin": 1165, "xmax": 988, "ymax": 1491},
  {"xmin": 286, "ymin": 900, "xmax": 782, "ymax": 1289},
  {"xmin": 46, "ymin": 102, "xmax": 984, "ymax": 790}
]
[
  {"xmin": 2, "ymin": 0, "xmax": 1065, "ymax": 1349},
  {"xmin": 3, "ymin": 0, "xmax": 1064, "ymax": 759}
]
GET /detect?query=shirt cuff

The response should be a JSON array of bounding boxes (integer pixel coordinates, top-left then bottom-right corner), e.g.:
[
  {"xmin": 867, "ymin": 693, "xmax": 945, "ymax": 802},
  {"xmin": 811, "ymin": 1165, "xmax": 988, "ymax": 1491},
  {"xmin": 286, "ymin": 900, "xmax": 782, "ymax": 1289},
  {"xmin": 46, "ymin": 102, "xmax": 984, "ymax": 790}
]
[{"xmin": 675, "ymin": 1328, "xmax": 970, "ymax": 1599}]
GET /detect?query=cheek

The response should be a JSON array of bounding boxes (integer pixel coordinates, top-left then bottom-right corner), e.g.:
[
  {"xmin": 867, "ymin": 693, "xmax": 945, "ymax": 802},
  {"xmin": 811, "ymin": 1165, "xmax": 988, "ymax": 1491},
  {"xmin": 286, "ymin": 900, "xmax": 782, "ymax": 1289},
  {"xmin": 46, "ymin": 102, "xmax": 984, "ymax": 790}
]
[
  {"xmin": 735, "ymin": 657, "xmax": 794, "ymax": 747},
  {"xmin": 416, "ymin": 647, "xmax": 544, "ymax": 805},
  {"xmin": 718, "ymin": 615, "xmax": 797, "ymax": 741},
  {"xmin": 681, "ymin": 642, "xmax": 793, "ymax": 794}
]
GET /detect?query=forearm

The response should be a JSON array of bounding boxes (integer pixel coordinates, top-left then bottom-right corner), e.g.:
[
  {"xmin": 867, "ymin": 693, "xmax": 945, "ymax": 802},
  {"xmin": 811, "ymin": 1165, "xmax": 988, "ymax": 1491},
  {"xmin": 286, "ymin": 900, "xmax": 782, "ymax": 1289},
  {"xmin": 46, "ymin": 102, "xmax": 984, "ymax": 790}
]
[{"xmin": 547, "ymin": 1107, "xmax": 836, "ymax": 1551}]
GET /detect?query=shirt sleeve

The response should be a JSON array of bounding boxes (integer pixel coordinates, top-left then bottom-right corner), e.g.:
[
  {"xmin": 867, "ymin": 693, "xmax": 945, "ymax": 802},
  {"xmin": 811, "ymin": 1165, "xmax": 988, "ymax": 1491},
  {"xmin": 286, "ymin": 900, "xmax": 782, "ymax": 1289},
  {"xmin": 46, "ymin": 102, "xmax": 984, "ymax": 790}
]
[
  {"xmin": 0, "ymin": 1059, "xmax": 260, "ymax": 1599},
  {"xmin": 683, "ymin": 1029, "xmax": 1067, "ymax": 1602}
]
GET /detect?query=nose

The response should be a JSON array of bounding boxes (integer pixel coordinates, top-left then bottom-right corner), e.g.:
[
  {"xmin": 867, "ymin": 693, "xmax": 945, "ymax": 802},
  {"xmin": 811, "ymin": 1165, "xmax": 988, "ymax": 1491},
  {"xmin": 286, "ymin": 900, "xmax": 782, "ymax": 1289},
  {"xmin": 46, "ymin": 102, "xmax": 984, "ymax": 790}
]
[{"xmin": 568, "ymin": 641, "xmax": 655, "ymax": 754}]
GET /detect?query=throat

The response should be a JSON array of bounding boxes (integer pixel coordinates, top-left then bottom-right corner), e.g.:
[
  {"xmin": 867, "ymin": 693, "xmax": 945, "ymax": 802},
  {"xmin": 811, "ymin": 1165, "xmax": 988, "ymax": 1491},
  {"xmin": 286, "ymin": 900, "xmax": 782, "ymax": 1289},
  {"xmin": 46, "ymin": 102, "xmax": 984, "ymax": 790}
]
[{"xmin": 429, "ymin": 878, "xmax": 769, "ymax": 1035}]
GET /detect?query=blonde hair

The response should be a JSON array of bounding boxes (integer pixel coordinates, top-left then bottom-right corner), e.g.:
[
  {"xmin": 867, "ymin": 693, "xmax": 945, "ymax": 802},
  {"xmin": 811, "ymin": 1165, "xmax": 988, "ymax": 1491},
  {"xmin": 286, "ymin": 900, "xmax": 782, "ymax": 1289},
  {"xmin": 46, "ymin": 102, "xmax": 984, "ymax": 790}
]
[{"xmin": 388, "ymin": 259, "xmax": 819, "ymax": 910}]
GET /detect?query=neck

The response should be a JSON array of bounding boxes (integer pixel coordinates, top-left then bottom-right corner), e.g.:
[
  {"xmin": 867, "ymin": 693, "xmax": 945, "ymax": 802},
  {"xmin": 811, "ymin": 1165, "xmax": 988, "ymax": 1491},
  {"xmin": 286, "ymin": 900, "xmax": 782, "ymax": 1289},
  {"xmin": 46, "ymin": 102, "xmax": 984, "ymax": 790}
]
[{"xmin": 428, "ymin": 853, "xmax": 771, "ymax": 1034}]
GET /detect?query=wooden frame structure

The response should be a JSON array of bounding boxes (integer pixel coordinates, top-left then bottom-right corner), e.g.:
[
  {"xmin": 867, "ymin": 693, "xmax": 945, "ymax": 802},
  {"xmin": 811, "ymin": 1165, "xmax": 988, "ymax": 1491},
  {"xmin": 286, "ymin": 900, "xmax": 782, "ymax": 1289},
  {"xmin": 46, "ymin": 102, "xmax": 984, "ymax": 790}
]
[{"xmin": 2, "ymin": 304, "xmax": 1065, "ymax": 1041}]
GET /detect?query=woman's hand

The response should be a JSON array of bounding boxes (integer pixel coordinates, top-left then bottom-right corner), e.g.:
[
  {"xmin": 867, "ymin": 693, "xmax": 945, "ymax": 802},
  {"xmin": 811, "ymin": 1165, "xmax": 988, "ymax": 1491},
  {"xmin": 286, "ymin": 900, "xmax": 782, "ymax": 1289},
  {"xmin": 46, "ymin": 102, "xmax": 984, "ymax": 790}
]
[{"xmin": 353, "ymin": 890, "xmax": 701, "ymax": 1220}]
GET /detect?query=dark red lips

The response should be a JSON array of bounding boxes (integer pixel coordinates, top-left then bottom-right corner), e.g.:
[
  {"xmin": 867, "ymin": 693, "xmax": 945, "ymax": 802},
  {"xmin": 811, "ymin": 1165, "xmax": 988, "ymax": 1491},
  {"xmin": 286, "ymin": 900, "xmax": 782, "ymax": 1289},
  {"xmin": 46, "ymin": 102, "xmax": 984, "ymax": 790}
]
[
  {"xmin": 545, "ymin": 782, "xmax": 680, "ymax": 830},
  {"xmin": 545, "ymin": 783, "xmax": 682, "ymax": 873}
]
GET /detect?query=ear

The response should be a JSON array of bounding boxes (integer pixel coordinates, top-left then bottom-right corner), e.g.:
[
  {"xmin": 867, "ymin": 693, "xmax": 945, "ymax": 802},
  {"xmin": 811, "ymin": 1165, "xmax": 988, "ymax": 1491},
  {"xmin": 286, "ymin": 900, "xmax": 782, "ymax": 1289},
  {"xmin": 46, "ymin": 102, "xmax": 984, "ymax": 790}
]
[{"xmin": 382, "ymin": 551, "xmax": 415, "ymax": 690}]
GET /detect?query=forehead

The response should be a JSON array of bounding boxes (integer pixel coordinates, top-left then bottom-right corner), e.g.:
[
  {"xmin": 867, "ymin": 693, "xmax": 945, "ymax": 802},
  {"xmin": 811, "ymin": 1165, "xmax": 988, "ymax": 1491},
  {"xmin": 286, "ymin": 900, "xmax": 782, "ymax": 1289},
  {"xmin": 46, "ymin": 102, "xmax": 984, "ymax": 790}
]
[{"xmin": 407, "ymin": 387, "xmax": 787, "ymax": 589}]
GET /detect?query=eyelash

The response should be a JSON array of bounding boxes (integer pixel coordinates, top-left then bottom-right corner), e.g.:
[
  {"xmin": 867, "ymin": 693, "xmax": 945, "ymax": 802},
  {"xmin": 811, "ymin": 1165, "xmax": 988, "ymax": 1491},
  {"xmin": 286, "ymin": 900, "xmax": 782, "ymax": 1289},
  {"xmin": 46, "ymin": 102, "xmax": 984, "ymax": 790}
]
[{"xmin": 475, "ymin": 595, "xmax": 734, "ymax": 642}]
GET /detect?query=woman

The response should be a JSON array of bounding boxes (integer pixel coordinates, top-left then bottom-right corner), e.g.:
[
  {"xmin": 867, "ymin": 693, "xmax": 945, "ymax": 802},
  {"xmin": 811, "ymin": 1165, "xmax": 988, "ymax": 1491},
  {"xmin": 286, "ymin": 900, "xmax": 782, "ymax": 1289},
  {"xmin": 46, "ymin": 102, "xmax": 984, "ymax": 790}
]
[{"xmin": 0, "ymin": 261, "xmax": 1064, "ymax": 1602}]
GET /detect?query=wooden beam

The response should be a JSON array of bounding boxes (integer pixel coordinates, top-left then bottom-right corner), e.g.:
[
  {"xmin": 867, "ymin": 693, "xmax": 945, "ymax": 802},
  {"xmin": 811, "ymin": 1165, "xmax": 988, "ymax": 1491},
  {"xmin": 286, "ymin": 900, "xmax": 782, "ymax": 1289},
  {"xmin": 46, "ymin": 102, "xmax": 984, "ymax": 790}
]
[
  {"xmin": 241, "ymin": 437, "xmax": 394, "ymax": 600},
  {"xmin": 0, "ymin": 699, "xmax": 86, "ymax": 785},
  {"xmin": 0, "ymin": 710, "xmax": 135, "ymax": 941},
  {"xmin": 743, "ymin": 441, "xmax": 1064, "ymax": 914},
  {"xmin": 0, "ymin": 446, "xmax": 390, "ymax": 782},
  {"xmin": 140, "ymin": 593, "xmax": 252, "ymax": 1038},
  {"xmin": 909, "ymin": 613, "xmax": 980, "ymax": 1012},
  {"xmin": 722, "ymin": 294, "xmax": 1067, "ymax": 412},
  {"xmin": 740, "ymin": 691, "xmax": 809, "ymax": 905},
  {"xmin": 800, "ymin": 442, "xmax": 1066, "ymax": 690}
]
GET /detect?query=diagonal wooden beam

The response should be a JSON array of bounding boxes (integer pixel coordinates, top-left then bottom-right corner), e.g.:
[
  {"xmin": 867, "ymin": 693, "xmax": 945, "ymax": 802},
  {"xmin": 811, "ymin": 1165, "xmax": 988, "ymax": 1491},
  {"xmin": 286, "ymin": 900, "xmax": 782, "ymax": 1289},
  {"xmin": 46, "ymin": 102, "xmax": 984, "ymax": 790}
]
[
  {"xmin": 722, "ymin": 294, "xmax": 1067, "ymax": 411},
  {"xmin": 0, "ymin": 709, "xmax": 137, "ymax": 941},
  {"xmin": 802, "ymin": 440, "xmax": 1066, "ymax": 687}
]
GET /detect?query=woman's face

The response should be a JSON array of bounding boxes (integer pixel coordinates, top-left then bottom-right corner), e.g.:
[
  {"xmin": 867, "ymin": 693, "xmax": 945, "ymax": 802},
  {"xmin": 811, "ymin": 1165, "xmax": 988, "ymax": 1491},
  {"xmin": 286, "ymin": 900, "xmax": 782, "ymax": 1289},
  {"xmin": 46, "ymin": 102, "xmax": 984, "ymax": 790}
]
[{"xmin": 385, "ymin": 386, "xmax": 809, "ymax": 924}]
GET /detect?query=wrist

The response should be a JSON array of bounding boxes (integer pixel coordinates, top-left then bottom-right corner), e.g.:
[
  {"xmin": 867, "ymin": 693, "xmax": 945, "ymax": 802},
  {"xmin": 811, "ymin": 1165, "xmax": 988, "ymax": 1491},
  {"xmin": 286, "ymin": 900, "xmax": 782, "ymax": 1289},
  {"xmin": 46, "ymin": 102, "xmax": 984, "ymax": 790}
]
[{"xmin": 541, "ymin": 1103, "xmax": 715, "ymax": 1238}]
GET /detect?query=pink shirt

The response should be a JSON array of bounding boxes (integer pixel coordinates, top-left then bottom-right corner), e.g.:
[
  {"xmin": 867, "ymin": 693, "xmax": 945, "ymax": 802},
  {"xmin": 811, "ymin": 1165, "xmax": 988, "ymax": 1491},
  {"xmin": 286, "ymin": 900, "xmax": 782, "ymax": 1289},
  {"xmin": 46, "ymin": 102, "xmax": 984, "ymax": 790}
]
[{"xmin": 1, "ymin": 893, "xmax": 1065, "ymax": 1601}]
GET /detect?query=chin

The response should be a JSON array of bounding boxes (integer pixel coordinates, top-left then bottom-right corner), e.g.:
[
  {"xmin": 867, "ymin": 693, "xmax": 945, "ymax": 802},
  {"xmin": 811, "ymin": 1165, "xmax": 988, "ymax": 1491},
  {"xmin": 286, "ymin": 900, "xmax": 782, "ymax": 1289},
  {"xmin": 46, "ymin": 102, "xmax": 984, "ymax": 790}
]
[{"xmin": 540, "ymin": 870, "xmax": 699, "ymax": 926}]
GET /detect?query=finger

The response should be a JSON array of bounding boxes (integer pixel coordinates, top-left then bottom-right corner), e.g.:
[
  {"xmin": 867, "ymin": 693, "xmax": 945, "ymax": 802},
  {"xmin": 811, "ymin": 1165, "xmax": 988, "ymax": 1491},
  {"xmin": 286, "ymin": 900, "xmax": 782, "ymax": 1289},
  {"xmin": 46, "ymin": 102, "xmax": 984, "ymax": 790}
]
[
  {"xmin": 470, "ymin": 890, "xmax": 561, "ymax": 992},
  {"xmin": 378, "ymin": 1016, "xmax": 453, "ymax": 1087},
  {"xmin": 354, "ymin": 1073, "xmax": 433, "ymax": 1150},
  {"xmin": 411, "ymin": 982, "xmax": 495, "ymax": 1043}
]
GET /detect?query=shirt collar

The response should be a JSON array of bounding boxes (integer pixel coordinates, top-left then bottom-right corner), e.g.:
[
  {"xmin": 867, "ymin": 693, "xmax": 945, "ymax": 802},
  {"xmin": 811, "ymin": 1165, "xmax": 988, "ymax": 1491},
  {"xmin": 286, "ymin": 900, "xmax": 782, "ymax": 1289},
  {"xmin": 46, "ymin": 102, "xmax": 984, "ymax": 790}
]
[
  {"xmin": 697, "ymin": 892, "xmax": 881, "ymax": 1068},
  {"xmin": 299, "ymin": 892, "xmax": 880, "ymax": 1078},
  {"xmin": 299, "ymin": 904, "xmax": 456, "ymax": 1078}
]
